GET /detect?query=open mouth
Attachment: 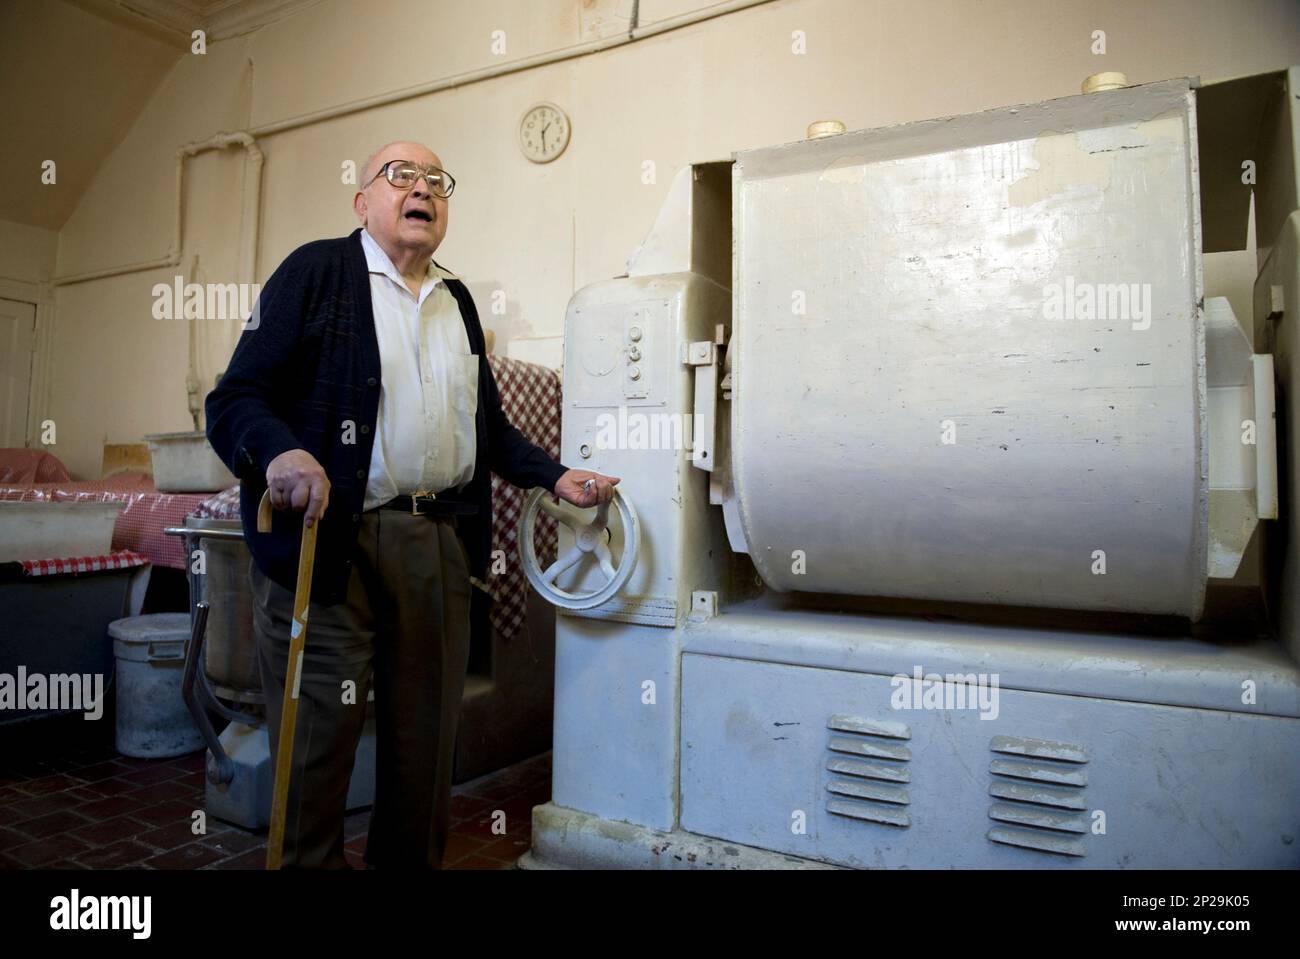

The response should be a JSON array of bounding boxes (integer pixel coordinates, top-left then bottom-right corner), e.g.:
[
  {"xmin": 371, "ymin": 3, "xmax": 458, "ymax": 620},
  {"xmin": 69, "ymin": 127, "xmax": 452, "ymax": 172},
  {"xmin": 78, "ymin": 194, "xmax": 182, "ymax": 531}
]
[{"xmin": 403, "ymin": 209, "xmax": 433, "ymax": 222}]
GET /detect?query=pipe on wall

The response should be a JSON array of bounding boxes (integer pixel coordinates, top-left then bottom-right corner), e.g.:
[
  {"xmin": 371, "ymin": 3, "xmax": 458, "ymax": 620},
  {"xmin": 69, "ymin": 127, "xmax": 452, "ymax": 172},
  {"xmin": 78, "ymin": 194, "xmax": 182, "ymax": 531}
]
[
  {"xmin": 43, "ymin": 0, "xmax": 775, "ymax": 423},
  {"xmin": 52, "ymin": 132, "xmax": 264, "ymax": 288},
  {"xmin": 51, "ymin": 0, "xmax": 775, "ymax": 286},
  {"xmin": 52, "ymin": 133, "xmax": 264, "ymax": 431},
  {"xmin": 248, "ymin": 0, "xmax": 773, "ymax": 137}
]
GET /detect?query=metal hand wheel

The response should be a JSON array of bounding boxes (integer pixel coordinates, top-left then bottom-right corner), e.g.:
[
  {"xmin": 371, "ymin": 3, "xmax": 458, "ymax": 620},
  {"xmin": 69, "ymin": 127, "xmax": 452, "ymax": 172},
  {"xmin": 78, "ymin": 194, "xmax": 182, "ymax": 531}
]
[{"xmin": 519, "ymin": 486, "xmax": 640, "ymax": 610}]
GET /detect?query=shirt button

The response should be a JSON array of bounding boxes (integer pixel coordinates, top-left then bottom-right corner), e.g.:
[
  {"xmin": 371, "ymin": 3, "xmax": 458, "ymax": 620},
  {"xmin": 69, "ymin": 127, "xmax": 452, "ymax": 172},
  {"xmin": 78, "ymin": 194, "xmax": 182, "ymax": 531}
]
[
  {"xmin": 360, "ymin": 424, "xmax": 370, "ymax": 435},
  {"xmin": 351, "ymin": 513, "xmax": 360, "ymax": 522},
  {"xmin": 367, "ymin": 377, "xmax": 378, "ymax": 387},
  {"xmin": 355, "ymin": 469, "xmax": 365, "ymax": 479}
]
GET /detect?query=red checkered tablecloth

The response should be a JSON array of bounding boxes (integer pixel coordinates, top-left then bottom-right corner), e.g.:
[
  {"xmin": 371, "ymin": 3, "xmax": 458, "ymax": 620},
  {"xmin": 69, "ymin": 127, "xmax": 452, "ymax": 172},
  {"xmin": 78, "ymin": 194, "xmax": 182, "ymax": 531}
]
[
  {"xmin": 0, "ymin": 475, "xmax": 214, "ymax": 570},
  {"xmin": 19, "ymin": 550, "xmax": 148, "ymax": 577},
  {"xmin": 191, "ymin": 484, "xmax": 241, "ymax": 519},
  {"xmin": 487, "ymin": 354, "xmax": 561, "ymax": 641}
]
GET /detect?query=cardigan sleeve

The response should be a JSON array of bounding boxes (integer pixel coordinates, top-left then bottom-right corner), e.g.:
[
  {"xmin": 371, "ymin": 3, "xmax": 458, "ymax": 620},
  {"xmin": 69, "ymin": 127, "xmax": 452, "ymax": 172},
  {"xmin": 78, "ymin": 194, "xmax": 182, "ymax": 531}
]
[
  {"xmin": 482, "ymin": 354, "xmax": 569, "ymax": 493},
  {"xmin": 450, "ymin": 283, "xmax": 568, "ymax": 492},
  {"xmin": 205, "ymin": 248, "xmax": 313, "ymax": 481}
]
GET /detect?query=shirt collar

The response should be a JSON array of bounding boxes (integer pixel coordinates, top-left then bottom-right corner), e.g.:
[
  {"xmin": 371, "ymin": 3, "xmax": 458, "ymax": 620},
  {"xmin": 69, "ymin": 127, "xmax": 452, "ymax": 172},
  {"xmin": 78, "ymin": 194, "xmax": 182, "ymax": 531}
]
[{"xmin": 360, "ymin": 228, "xmax": 458, "ymax": 287}]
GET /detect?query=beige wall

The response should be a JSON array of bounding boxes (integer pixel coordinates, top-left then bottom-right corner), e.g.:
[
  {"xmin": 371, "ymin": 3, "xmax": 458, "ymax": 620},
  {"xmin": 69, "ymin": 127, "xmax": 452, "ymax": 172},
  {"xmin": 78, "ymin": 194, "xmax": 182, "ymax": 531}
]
[
  {"xmin": 0, "ymin": 219, "xmax": 57, "ymax": 285},
  {"xmin": 38, "ymin": 0, "xmax": 1300, "ymax": 477}
]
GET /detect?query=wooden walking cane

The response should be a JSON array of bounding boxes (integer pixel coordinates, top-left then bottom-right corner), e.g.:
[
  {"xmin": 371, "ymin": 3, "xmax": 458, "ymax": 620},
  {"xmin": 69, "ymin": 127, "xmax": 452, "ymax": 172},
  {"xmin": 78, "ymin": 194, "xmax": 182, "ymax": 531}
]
[{"xmin": 258, "ymin": 488, "xmax": 319, "ymax": 870}]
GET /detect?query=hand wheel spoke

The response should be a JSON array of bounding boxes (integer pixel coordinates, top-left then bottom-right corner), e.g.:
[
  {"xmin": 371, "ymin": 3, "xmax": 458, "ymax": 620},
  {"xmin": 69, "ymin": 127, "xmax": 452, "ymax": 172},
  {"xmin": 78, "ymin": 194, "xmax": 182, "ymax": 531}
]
[
  {"xmin": 539, "ymin": 496, "xmax": 585, "ymax": 531},
  {"xmin": 594, "ymin": 541, "xmax": 618, "ymax": 582},
  {"xmin": 542, "ymin": 543, "xmax": 586, "ymax": 585}
]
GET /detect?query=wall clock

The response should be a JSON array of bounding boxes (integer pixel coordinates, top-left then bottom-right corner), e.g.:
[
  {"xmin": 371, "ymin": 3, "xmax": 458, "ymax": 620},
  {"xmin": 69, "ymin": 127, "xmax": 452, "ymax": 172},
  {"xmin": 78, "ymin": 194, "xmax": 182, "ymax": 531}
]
[{"xmin": 520, "ymin": 102, "xmax": 571, "ymax": 163}]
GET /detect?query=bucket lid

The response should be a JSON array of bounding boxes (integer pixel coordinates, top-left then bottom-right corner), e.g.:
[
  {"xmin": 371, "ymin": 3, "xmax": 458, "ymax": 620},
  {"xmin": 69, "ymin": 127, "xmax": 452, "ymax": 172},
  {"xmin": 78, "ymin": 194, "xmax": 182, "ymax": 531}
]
[{"xmin": 108, "ymin": 613, "xmax": 191, "ymax": 643}]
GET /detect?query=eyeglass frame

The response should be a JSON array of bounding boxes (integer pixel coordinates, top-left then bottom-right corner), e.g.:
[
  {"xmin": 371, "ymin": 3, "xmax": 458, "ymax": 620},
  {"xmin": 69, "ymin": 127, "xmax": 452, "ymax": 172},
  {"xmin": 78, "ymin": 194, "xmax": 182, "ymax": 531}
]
[{"xmin": 361, "ymin": 159, "xmax": 456, "ymax": 198}]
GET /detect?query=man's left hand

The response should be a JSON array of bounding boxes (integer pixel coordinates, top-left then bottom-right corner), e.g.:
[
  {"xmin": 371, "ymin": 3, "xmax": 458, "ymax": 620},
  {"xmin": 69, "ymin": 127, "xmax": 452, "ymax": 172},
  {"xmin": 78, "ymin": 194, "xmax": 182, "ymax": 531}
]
[{"xmin": 553, "ymin": 469, "xmax": 620, "ymax": 507}]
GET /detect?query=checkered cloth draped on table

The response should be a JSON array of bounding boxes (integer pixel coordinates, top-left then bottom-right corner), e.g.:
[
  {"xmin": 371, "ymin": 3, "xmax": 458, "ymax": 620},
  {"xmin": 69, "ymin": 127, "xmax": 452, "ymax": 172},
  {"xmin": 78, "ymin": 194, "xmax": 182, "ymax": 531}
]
[
  {"xmin": 20, "ymin": 550, "xmax": 148, "ymax": 577},
  {"xmin": 191, "ymin": 484, "xmax": 241, "ymax": 519},
  {"xmin": 485, "ymin": 353, "xmax": 561, "ymax": 641}
]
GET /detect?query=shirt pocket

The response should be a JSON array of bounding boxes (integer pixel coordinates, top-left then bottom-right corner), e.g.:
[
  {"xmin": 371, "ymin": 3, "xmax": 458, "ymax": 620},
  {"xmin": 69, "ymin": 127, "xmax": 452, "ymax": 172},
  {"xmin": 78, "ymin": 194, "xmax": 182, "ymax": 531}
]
[
  {"xmin": 452, "ymin": 349, "xmax": 479, "ymax": 416},
  {"xmin": 449, "ymin": 349, "xmax": 480, "ymax": 481}
]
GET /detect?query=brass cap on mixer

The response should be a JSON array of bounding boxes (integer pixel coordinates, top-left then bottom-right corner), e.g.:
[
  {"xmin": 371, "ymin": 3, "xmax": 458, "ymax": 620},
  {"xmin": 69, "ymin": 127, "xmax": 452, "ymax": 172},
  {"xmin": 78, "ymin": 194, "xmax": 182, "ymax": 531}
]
[
  {"xmin": 1081, "ymin": 72, "xmax": 1128, "ymax": 93},
  {"xmin": 806, "ymin": 120, "xmax": 846, "ymax": 139}
]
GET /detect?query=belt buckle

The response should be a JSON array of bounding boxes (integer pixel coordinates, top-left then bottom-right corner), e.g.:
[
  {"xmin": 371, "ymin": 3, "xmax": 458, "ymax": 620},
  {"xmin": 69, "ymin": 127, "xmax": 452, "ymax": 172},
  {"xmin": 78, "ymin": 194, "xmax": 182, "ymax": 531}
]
[{"xmin": 411, "ymin": 488, "xmax": 436, "ymax": 516}]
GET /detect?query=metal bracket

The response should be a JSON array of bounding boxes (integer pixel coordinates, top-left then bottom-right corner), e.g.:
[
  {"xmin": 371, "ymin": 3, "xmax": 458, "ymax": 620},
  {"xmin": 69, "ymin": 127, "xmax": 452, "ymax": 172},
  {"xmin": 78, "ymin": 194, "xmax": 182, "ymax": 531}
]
[{"xmin": 686, "ymin": 340, "xmax": 718, "ymax": 471}]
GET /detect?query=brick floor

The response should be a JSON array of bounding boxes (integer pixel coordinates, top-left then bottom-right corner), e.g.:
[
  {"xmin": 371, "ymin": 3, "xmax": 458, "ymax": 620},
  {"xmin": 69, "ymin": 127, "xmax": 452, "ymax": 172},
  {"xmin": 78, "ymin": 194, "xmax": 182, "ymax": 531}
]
[{"xmin": 0, "ymin": 711, "xmax": 551, "ymax": 870}]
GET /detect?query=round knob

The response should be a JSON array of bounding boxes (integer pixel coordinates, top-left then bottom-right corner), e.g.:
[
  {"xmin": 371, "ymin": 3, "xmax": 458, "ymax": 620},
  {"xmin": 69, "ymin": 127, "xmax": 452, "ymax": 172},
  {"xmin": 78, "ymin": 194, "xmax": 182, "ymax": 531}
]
[
  {"xmin": 807, "ymin": 120, "xmax": 846, "ymax": 139},
  {"xmin": 1081, "ymin": 72, "xmax": 1128, "ymax": 93}
]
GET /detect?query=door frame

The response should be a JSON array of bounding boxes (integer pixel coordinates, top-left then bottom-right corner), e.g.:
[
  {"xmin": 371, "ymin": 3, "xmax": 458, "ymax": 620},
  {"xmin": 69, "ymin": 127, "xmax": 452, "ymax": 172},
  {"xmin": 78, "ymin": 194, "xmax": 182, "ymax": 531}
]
[{"xmin": 0, "ymin": 276, "xmax": 53, "ymax": 449}]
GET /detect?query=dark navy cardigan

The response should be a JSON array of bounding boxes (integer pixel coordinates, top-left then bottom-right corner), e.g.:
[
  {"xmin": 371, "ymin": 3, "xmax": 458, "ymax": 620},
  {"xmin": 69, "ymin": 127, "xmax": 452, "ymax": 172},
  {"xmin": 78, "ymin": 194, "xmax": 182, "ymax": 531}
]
[{"xmin": 205, "ymin": 228, "xmax": 568, "ymax": 605}]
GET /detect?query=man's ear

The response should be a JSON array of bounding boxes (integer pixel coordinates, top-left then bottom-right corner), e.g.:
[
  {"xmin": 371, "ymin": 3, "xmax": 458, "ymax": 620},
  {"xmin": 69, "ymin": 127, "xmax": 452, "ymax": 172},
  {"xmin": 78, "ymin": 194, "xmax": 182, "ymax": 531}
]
[{"xmin": 352, "ymin": 190, "xmax": 367, "ymax": 225}]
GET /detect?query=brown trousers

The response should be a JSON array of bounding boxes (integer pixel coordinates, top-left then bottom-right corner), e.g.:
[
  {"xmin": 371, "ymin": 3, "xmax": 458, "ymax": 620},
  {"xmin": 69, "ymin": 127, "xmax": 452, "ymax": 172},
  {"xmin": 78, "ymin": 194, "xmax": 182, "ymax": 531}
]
[{"xmin": 249, "ymin": 509, "xmax": 472, "ymax": 869}]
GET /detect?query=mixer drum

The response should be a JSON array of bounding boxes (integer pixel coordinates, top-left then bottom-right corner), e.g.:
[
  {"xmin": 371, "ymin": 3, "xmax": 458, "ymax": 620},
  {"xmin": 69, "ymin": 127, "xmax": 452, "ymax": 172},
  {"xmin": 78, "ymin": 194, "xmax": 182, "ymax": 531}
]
[
  {"xmin": 184, "ymin": 516, "xmax": 261, "ymax": 702},
  {"xmin": 727, "ymin": 79, "xmax": 1208, "ymax": 618}
]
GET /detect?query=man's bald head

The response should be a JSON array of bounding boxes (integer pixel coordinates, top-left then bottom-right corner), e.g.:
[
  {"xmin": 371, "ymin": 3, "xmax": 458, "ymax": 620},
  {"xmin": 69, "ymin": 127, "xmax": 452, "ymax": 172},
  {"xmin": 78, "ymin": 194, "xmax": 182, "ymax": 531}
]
[{"xmin": 360, "ymin": 140, "xmax": 444, "ymax": 187}]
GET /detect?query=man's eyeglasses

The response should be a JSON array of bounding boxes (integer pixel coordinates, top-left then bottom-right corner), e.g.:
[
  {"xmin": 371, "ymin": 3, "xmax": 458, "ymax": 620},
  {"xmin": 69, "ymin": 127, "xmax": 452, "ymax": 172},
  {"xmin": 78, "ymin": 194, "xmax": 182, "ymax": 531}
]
[{"xmin": 362, "ymin": 159, "xmax": 456, "ymax": 198}]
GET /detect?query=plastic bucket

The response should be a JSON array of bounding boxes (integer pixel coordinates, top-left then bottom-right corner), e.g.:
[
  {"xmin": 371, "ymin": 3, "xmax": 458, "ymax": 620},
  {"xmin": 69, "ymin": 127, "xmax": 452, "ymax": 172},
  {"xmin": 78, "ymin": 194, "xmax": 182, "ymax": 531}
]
[{"xmin": 144, "ymin": 431, "xmax": 236, "ymax": 493}]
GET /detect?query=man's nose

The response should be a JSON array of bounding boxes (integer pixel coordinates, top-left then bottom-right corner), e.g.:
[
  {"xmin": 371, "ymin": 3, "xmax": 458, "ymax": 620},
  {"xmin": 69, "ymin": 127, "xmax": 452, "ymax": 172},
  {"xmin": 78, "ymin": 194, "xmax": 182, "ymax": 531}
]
[{"xmin": 410, "ymin": 174, "xmax": 438, "ymax": 198}]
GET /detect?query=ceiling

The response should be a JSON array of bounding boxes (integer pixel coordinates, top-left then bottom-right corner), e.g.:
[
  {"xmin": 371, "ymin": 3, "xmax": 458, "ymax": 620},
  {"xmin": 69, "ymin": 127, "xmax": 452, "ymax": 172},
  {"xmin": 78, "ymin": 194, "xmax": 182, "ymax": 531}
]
[
  {"xmin": 69, "ymin": 0, "xmax": 320, "ymax": 44},
  {"xmin": 0, "ymin": 0, "xmax": 317, "ymax": 230}
]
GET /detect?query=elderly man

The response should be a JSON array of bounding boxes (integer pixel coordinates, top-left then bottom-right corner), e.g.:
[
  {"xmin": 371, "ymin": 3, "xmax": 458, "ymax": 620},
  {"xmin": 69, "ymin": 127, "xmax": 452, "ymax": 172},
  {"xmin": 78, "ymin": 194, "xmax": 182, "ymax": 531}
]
[{"xmin": 206, "ymin": 140, "xmax": 616, "ymax": 869}]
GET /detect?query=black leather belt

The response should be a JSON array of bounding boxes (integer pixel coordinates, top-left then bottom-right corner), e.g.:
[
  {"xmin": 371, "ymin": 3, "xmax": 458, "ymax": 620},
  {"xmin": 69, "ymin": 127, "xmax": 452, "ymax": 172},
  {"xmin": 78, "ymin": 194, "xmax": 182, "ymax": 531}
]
[{"xmin": 380, "ymin": 492, "xmax": 478, "ymax": 518}]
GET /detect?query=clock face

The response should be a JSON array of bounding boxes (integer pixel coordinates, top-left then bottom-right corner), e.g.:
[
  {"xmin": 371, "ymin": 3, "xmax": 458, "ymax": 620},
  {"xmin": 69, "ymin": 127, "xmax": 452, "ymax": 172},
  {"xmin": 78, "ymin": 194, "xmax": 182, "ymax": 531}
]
[{"xmin": 520, "ymin": 102, "xmax": 570, "ymax": 163}]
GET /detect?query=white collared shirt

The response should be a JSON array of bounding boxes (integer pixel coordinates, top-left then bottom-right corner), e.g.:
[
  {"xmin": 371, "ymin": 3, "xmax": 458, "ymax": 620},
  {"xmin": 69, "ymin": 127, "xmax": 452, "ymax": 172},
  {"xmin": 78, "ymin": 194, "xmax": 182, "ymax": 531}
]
[{"xmin": 359, "ymin": 228, "xmax": 478, "ymax": 511}]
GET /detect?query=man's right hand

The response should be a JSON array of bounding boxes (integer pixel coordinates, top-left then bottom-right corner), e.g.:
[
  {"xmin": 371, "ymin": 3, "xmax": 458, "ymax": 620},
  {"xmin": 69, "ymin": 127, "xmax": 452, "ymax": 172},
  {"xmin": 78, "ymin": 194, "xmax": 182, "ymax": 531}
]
[{"xmin": 266, "ymin": 449, "xmax": 331, "ymax": 529}]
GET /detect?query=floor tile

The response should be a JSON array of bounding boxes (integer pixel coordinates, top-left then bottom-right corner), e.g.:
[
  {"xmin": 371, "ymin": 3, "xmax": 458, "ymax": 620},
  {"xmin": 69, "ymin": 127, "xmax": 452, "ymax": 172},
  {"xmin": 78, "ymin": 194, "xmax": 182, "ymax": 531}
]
[
  {"xmin": 448, "ymin": 853, "xmax": 512, "ymax": 870},
  {"xmin": 16, "ymin": 810, "xmax": 92, "ymax": 841},
  {"xmin": 71, "ymin": 794, "xmax": 150, "ymax": 822},
  {"xmin": 70, "ymin": 761, "xmax": 134, "ymax": 783},
  {"xmin": 4, "ymin": 834, "xmax": 90, "ymax": 867},
  {"xmin": 119, "ymin": 764, "xmax": 186, "ymax": 787},
  {"xmin": 200, "ymin": 828, "xmax": 264, "ymax": 856},
  {"xmin": 204, "ymin": 848, "xmax": 266, "ymax": 870},
  {"xmin": 131, "ymin": 799, "xmax": 204, "ymax": 828},
  {"xmin": 136, "ymin": 819, "xmax": 208, "ymax": 853},
  {"xmin": 9, "ymin": 773, "xmax": 87, "ymax": 797},
  {"xmin": 0, "ymin": 736, "xmax": 551, "ymax": 870},
  {"xmin": 75, "ymin": 841, "xmax": 156, "ymax": 869},
  {"xmin": 66, "ymin": 814, "xmax": 154, "ymax": 846},
  {"xmin": 479, "ymin": 835, "xmax": 532, "ymax": 863},
  {"xmin": 2, "ymin": 792, "xmax": 84, "ymax": 821},
  {"xmin": 143, "ymin": 842, "xmax": 226, "ymax": 870},
  {"xmin": 442, "ymin": 831, "xmax": 489, "ymax": 864}
]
